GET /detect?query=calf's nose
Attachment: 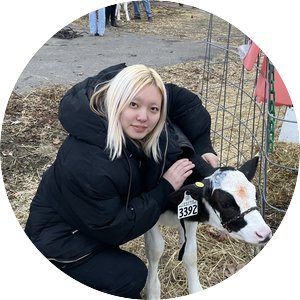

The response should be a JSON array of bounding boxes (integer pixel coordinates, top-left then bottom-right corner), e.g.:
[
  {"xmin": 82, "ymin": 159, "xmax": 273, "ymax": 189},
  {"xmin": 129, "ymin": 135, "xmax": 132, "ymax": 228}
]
[{"xmin": 255, "ymin": 227, "xmax": 272, "ymax": 243}]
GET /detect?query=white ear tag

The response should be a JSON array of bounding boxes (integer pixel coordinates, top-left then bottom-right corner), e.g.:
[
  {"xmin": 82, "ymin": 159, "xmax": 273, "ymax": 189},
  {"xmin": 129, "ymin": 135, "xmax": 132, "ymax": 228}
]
[{"xmin": 178, "ymin": 191, "xmax": 198, "ymax": 219}]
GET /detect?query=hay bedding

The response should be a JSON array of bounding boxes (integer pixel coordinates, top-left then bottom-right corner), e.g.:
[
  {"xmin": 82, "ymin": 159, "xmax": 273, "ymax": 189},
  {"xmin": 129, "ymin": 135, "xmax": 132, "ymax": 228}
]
[
  {"xmin": 1, "ymin": 87, "xmax": 70, "ymax": 225},
  {"xmin": 1, "ymin": 3, "xmax": 299, "ymax": 299},
  {"xmin": 114, "ymin": 2, "xmax": 209, "ymax": 40},
  {"xmin": 74, "ymin": 2, "xmax": 210, "ymax": 41},
  {"xmin": 73, "ymin": 1, "xmax": 243, "ymax": 43}
]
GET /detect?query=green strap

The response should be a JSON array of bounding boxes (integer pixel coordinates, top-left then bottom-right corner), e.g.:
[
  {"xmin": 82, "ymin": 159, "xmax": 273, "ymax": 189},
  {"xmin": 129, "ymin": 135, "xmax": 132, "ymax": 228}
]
[{"xmin": 267, "ymin": 59, "xmax": 276, "ymax": 153}]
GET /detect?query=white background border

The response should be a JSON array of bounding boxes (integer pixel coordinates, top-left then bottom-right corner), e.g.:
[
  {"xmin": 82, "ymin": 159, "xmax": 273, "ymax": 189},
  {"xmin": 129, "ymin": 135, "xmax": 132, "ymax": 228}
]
[{"xmin": 1, "ymin": 1, "xmax": 299, "ymax": 299}]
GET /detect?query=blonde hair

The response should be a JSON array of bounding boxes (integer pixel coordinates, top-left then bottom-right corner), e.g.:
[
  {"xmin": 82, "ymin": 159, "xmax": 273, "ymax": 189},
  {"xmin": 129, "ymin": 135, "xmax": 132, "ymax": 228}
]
[{"xmin": 90, "ymin": 64, "xmax": 167, "ymax": 162}]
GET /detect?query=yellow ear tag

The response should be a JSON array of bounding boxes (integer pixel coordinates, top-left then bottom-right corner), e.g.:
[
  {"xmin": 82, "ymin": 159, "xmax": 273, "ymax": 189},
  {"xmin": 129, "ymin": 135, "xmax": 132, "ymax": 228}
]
[{"xmin": 195, "ymin": 182, "xmax": 204, "ymax": 188}]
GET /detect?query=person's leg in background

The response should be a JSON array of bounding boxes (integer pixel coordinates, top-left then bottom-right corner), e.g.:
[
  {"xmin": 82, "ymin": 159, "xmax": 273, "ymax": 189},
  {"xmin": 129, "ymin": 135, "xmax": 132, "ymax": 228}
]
[
  {"xmin": 142, "ymin": 0, "xmax": 153, "ymax": 21},
  {"xmin": 97, "ymin": 7, "xmax": 106, "ymax": 36},
  {"xmin": 110, "ymin": 4, "xmax": 119, "ymax": 27},
  {"xmin": 105, "ymin": 5, "xmax": 112, "ymax": 26},
  {"xmin": 88, "ymin": 10, "xmax": 97, "ymax": 35},
  {"xmin": 133, "ymin": 1, "xmax": 141, "ymax": 19}
]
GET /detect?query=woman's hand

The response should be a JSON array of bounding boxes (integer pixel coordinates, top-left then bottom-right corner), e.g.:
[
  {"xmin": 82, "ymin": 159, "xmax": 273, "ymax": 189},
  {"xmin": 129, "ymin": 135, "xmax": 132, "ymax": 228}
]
[
  {"xmin": 201, "ymin": 152, "xmax": 219, "ymax": 168},
  {"xmin": 163, "ymin": 159, "xmax": 195, "ymax": 191}
]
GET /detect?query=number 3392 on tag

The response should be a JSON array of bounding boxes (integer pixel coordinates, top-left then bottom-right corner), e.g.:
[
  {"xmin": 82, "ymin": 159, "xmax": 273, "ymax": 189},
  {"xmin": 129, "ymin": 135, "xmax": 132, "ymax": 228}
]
[{"xmin": 177, "ymin": 191, "xmax": 198, "ymax": 219}]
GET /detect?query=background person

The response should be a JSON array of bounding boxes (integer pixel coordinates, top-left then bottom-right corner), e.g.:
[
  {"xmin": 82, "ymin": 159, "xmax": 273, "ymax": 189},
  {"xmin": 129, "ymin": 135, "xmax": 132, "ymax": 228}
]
[{"xmin": 133, "ymin": 0, "xmax": 153, "ymax": 22}]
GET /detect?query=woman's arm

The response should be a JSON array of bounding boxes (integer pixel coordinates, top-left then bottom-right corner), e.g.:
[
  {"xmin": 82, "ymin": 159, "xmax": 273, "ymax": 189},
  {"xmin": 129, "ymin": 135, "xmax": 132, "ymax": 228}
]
[
  {"xmin": 58, "ymin": 157, "xmax": 193, "ymax": 247},
  {"xmin": 165, "ymin": 83, "xmax": 216, "ymax": 156}
]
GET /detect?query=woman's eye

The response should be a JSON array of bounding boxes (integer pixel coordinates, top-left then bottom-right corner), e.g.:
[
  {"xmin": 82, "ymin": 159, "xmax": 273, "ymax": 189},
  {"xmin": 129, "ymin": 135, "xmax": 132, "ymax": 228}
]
[
  {"xmin": 129, "ymin": 102, "xmax": 138, "ymax": 108},
  {"xmin": 151, "ymin": 107, "xmax": 160, "ymax": 113}
]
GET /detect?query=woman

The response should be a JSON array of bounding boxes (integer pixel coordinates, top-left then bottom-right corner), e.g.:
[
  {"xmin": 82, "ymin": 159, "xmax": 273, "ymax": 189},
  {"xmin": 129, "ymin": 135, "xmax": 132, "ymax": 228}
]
[{"xmin": 25, "ymin": 63, "xmax": 218, "ymax": 299}]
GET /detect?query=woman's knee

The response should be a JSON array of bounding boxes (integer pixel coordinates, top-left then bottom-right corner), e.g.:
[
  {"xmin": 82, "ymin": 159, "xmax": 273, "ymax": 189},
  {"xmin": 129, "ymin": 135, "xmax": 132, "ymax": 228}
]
[
  {"xmin": 62, "ymin": 249, "xmax": 148, "ymax": 299},
  {"xmin": 116, "ymin": 256, "xmax": 148, "ymax": 298}
]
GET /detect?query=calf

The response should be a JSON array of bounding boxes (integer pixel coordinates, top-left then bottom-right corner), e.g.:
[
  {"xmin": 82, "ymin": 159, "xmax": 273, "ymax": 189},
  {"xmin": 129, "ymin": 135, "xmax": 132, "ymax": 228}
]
[
  {"xmin": 116, "ymin": 2, "xmax": 131, "ymax": 21},
  {"xmin": 144, "ymin": 157, "xmax": 272, "ymax": 299}
]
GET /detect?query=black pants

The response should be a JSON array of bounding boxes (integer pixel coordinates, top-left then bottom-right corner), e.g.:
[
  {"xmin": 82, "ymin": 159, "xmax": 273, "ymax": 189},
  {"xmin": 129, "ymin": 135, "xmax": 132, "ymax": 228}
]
[
  {"xmin": 105, "ymin": 5, "xmax": 117, "ymax": 25},
  {"xmin": 56, "ymin": 247, "xmax": 148, "ymax": 299}
]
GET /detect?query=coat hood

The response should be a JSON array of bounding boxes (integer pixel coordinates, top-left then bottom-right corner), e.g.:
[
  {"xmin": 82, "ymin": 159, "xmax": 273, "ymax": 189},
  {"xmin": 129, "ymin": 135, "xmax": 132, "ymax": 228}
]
[{"xmin": 58, "ymin": 63, "xmax": 127, "ymax": 148}]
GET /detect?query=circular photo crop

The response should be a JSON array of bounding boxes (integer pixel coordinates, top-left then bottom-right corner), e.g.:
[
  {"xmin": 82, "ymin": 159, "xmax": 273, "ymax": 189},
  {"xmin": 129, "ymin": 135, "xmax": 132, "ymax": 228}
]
[{"xmin": 1, "ymin": 1, "xmax": 299, "ymax": 300}]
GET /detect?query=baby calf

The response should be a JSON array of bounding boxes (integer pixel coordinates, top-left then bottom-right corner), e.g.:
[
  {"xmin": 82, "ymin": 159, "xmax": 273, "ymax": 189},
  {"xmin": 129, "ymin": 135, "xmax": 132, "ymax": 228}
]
[{"xmin": 144, "ymin": 157, "xmax": 272, "ymax": 299}]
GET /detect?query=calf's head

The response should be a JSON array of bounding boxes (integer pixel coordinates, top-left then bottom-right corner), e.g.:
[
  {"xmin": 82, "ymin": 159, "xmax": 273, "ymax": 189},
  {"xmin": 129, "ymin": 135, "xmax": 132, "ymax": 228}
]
[{"xmin": 203, "ymin": 157, "xmax": 272, "ymax": 244}]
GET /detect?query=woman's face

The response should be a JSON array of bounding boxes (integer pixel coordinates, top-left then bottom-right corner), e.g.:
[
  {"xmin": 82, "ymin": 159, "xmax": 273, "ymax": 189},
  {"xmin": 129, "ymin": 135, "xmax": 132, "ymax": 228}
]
[{"xmin": 120, "ymin": 84, "xmax": 162, "ymax": 140}]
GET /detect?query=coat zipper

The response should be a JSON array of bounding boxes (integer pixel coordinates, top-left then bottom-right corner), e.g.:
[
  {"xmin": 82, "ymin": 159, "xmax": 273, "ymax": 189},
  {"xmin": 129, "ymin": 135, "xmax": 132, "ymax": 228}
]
[{"xmin": 48, "ymin": 251, "xmax": 93, "ymax": 264}]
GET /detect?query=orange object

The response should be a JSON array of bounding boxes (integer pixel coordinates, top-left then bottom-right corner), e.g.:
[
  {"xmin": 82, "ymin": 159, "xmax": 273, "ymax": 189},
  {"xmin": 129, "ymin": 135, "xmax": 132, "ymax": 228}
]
[
  {"xmin": 242, "ymin": 41, "xmax": 292, "ymax": 106},
  {"xmin": 255, "ymin": 56, "xmax": 292, "ymax": 107},
  {"xmin": 243, "ymin": 41, "xmax": 261, "ymax": 71}
]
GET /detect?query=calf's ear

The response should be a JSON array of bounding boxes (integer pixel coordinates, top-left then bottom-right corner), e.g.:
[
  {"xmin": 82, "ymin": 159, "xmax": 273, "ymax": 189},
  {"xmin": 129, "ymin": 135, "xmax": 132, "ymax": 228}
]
[{"xmin": 238, "ymin": 156, "xmax": 259, "ymax": 181}]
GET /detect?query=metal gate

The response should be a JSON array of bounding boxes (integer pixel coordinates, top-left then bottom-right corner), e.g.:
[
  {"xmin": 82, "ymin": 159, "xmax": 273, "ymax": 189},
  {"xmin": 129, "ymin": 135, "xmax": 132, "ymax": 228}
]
[{"xmin": 198, "ymin": 13, "xmax": 299, "ymax": 230}]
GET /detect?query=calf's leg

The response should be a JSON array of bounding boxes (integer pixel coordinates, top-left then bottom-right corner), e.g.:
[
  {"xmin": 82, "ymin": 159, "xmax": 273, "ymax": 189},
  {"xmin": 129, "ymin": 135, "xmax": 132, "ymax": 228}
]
[
  {"xmin": 124, "ymin": 2, "xmax": 130, "ymax": 21},
  {"xmin": 144, "ymin": 224, "xmax": 165, "ymax": 300},
  {"xmin": 179, "ymin": 221, "xmax": 203, "ymax": 293}
]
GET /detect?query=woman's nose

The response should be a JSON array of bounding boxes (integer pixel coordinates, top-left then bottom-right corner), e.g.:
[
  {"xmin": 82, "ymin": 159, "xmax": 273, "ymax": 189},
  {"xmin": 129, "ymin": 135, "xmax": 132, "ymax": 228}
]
[{"xmin": 136, "ymin": 109, "xmax": 147, "ymax": 122}]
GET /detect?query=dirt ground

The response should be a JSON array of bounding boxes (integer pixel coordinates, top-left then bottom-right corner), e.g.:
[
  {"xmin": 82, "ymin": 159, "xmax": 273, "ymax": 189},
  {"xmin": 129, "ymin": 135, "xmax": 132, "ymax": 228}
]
[
  {"xmin": 14, "ymin": 2, "xmax": 216, "ymax": 93},
  {"xmin": 1, "ymin": 2, "xmax": 298, "ymax": 299}
]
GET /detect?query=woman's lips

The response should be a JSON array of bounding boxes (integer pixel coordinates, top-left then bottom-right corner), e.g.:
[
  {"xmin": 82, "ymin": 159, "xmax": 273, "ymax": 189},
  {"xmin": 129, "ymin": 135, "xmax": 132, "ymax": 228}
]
[{"xmin": 132, "ymin": 125, "xmax": 147, "ymax": 133}]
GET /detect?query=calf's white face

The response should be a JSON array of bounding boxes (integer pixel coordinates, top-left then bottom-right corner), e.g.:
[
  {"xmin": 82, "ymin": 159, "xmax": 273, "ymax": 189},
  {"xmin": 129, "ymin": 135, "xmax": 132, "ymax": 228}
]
[{"xmin": 206, "ymin": 168, "xmax": 272, "ymax": 244}]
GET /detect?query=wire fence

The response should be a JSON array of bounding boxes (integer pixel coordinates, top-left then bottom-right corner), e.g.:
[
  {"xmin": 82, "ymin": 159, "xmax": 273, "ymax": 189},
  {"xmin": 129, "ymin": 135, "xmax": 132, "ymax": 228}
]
[{"xmin": 198, "ymin": 13, "xmax": 299, "ymax": 230}]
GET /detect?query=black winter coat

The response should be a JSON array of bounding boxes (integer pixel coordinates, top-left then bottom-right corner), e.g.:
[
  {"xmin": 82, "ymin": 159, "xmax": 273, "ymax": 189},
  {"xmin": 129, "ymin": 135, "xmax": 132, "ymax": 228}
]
[{"xmin": 25, "ymin": 63, "xmax": 215, "ymax": 264}]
